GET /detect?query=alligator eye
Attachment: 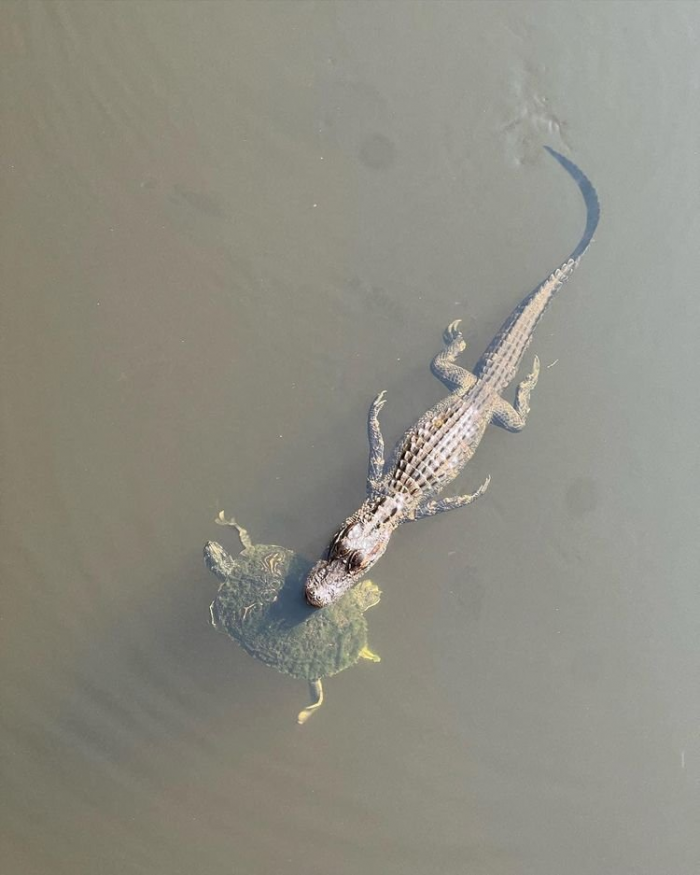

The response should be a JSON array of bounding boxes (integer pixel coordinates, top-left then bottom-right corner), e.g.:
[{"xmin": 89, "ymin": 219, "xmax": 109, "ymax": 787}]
[{"xmin": 346, "ymin": 551, "xmax": 364, "ymax": 572}]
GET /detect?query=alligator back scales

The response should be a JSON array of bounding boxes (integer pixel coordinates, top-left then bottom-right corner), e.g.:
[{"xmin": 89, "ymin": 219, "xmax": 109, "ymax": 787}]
[{"xmin": 305, "ymin": 147, "xmax": 600, "ymax": 607}]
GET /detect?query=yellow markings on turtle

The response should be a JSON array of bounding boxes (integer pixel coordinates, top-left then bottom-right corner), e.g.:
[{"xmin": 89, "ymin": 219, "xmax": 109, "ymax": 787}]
[
  {"xmin": 262, "ymin": 550, "xmax": 286, "ymax": 575},
  {"xmin": 241, "ymin": 603, "xmax": 256, "ymax": 621},
  {"xmin": 356, "ymin": 579, "xmax": 381, "ymax": 609},
  {"xmin": 359, "ymin": 646, "xmax": 381, "ymax": 662}
]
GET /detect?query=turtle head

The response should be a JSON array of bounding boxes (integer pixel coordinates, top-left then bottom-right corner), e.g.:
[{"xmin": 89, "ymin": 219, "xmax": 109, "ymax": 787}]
[
  {"xmin": 353, "ymin": 579, "xmax": 381, "ymax": 611},
  {"xmin": 203, "ymin": 540, "xmax": 237, "ymax": 582},
  {"xmin": 305, "ymin": 508, "xmax": 392, "ymax": 607}
]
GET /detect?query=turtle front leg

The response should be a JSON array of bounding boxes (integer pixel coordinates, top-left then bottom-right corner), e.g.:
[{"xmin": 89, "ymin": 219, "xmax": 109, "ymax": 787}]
[
  {"xmin": 297, "ymin": 679, "xmax": 324, "ymax": 725},
  {"xmin": 366, "ymin": 390, "xmax": 387, "ymax": 496},
  {"xmin": 215, "ymin": 511, "xmax": 254, "ymax": 550}
]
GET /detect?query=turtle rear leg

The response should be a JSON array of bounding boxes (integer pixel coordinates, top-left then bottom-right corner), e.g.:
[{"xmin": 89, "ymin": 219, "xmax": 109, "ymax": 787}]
[
  {"xmin": 297, "ymin": 679, "xmax": 324, "ymax": 725},
  {"xmin": 431, "ymin": 320, "xmax": 478, "ymax": 394},
  {"xmin": 359, "ymin": 645, "xmax": 381, "ymax": 662}
]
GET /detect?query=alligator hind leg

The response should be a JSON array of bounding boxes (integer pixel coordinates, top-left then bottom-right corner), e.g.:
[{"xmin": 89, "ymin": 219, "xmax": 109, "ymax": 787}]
[
  {"xmin": 491, "ymin": 355, "xmax": 540, "ymax": 432},
  {"xmin": 297, "ymin": 679, "xmax": 324, "ymax": 725},
  {"xmin": 366, "ymin": 390, "xmax": 387, "ymax": 495},
  {"xmin": 412, "ymin": 475, "xmax": 491, "ymax": 520},
  {"xmin": 431, "ymin": 320, "xmax": 478, "ymax": 393}
]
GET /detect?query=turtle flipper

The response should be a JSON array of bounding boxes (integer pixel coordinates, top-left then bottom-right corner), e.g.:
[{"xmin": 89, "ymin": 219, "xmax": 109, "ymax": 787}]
[
  {"xmin": 215, "ymin": 511, "xmax": 254, "ymax": 550},
  {"xmin": 359, "ymin": 645, "xmax": 381, "ymax": 662},
  {"xmin": 297, "ymin": 679, "xmax": 324, "ymax": 725}
]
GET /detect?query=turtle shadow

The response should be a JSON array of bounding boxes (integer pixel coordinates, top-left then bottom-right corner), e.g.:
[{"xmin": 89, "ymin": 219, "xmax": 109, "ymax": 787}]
[{"xmin": 260, "ymin": 556, "xmax": 317, "ymax": 630}]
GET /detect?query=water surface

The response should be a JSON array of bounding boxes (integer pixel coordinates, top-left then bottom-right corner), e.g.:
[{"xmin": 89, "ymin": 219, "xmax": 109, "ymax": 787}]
[{"xmin": 2, "ymin": 3, "xmax": 700, "ymax": 874}]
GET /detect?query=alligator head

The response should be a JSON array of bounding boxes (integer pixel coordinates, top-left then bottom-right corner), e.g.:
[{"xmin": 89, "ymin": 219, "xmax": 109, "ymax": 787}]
[{"xmin": 304, "ymin": 502, "xmax": 395, "ymax": 607}]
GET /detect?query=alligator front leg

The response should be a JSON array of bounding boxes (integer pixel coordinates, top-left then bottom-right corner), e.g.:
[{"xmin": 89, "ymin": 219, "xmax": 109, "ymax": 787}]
[
  {"xmin": 412, "ymin": 475, "xmax": 491, "ymax": 520},
  {"xmin": 366, "ymin": 390, "xmax": 387, "ymax": 495},
  {"xmin": 491, "ymin": 355, "xmax": 540, "ymax": 432},
  {"xmin": 431, "ymin": 319, "xmax": 478, "ymax": 394}
]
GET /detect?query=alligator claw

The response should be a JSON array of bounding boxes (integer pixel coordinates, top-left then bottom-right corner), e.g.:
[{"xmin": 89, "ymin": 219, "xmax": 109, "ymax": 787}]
[
  {"xmin": 443, "ymin": 319, "xmax": 464, "ymax": 345},
  {"xmin": 372, "ymin": 390, "xmax": 387, "ymax": 413}
]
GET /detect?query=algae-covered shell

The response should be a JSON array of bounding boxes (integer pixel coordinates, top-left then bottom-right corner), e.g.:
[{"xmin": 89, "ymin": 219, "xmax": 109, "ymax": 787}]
[{"xmin": 204, "ymin": 515, "xmax": 380, "ymax": 723}]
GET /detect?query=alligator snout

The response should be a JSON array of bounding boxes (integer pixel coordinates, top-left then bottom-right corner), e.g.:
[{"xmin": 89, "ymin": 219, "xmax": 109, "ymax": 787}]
[{"xmin": 305, "ymin": 558, "xmax": 355, "ymax": 608}]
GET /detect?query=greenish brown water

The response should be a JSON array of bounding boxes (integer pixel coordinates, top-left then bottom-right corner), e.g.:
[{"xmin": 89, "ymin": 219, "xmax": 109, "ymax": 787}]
[{"xmin": 2, "ymin": 3, "xmax": 699, "ymax": 874}]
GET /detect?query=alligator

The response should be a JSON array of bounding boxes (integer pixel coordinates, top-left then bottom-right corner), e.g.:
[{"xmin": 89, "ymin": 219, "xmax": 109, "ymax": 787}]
[{"xmin": 305, "ymin": 147, "xmax": 600, "ymax": 608}]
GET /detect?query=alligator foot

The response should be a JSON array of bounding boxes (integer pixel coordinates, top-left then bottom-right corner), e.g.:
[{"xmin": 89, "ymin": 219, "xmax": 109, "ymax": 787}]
[
  {"xmin": 431, "ymin": 319, "xmax": 477, "ymax": 393},
  {"xmin": 492, "ymin": 355, "xmax": 541, "ymax": 432},
  {"xmin": 412, "ymin": 474, "xmax": 491, "ymax": 519},
  {"xmin": 366, "ymin": 390, "xmax": 387, "ymax": 494}
]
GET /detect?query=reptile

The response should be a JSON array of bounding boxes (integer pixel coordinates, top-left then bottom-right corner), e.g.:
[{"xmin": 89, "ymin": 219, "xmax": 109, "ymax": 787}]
[{"xmin": 305, "ymin": 147, "xmax": 600, "ymax": 608}]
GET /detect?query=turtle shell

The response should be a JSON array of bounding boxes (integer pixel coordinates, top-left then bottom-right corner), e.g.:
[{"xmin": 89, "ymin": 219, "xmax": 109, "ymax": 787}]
[{"xmin": 206, "ymin": 540, "xmax": 378, "ymax": 681}]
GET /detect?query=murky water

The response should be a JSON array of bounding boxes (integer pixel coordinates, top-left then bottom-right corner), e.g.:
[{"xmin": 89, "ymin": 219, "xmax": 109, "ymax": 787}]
[{"xmin": 3, "ymin": 2, "xmax": 700, "ymax": 873}]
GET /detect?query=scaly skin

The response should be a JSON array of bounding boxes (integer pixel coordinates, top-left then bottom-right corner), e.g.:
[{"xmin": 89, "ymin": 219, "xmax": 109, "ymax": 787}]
[{"xmin": 305, "ymin": 147, "xmax": 600, "ymax": 608}]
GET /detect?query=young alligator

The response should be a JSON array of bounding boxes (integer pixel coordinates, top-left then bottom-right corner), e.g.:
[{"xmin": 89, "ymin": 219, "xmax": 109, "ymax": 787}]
[{"xmin": 305, "ymin": 147, "xmax": 600, "ymax": 608}]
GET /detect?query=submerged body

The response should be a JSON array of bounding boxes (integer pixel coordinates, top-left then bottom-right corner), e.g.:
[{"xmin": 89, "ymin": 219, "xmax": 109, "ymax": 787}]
[{"xmin": 305, "ymin": 147, "xmax": 600, "ymax": 608}]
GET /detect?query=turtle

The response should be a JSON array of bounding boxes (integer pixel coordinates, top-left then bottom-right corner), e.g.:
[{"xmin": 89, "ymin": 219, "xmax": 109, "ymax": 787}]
[{"xmin": 204, "ymin": 512, "xmax": 381, "ymax": 724}]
